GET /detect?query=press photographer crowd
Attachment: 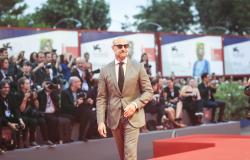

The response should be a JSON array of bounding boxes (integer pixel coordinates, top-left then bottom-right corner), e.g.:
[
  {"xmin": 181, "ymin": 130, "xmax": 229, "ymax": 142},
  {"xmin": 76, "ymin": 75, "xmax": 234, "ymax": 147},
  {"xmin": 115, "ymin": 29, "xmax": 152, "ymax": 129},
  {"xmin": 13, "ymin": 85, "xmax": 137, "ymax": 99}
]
[{"xmin": 0, "ymin": 47, "xmax": 249, "ymax": 154}]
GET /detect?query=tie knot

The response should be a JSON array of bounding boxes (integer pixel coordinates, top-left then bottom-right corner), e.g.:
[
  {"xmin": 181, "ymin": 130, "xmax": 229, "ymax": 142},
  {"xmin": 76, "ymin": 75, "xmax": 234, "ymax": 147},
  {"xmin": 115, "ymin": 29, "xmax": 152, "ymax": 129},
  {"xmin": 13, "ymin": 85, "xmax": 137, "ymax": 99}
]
[{"xmin": 119, "ymin": 62, "xmax": 124, "ymax": 66}]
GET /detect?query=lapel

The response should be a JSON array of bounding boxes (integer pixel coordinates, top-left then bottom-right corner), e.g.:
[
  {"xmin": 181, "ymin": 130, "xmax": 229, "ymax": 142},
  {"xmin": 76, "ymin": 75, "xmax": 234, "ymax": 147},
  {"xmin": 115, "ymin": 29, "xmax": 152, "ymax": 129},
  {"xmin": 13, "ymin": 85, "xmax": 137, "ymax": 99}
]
[{"xmin": 109, "ymin": 61, "xmax": 121, "ymax": 94}]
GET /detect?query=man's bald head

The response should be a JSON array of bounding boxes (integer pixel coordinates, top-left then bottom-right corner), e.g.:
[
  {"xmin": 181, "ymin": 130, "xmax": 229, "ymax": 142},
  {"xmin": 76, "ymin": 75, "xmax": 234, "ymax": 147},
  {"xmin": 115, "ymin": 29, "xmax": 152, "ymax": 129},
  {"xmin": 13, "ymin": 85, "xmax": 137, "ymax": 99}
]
[
  {"xmin": 113, "ymin": 38, "xmax": 129, "ymax": 46},
  {"xmin": 112, "ymin": 38, "xmax": 129, "ymax": 61}
]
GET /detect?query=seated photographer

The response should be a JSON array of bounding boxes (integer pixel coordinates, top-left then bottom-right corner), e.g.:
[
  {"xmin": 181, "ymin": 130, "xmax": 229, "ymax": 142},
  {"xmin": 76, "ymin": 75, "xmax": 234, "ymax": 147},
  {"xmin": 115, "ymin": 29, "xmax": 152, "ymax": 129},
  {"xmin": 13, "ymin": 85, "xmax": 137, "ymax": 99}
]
[
  {"xmin": 180, "ymin": 78, "xmax": 203, "ymax": 125},
  {"xmin": 161, "ymin": 78, "xmax": 185, "ymax": 128},
  {"xmin": 38, "ymin": 81, "xmax": 72, "ymax": 144},
  {"xmin": 16, "ymin": 77, "xmax": 55, "ymax": 147},
  {"xmin": 0, "ymin": 80, "xmax": 25, "ymax": 151},
  {"xmin": 198, "ymin": 73, "xmax": 226, "ymax": 123},
  {"xmin": 61, "ymin": 76, "xmax": 95, "ymax": 141},
  {"xmin": 144, "ymin": 80, "xmax": 162, "ymax": 121}
]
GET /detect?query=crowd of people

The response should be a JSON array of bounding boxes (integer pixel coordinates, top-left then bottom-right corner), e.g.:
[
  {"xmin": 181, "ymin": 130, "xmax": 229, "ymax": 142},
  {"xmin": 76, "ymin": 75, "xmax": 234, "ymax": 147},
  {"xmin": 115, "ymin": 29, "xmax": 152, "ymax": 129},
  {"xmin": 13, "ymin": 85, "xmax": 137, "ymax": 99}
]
[
  {"xmin": 0, "ymin": 47, "xmax": 248, "ymax": 154},
  {"xmin": 0, "ymin": 48, "xmax": 99, "ymax": 153}
]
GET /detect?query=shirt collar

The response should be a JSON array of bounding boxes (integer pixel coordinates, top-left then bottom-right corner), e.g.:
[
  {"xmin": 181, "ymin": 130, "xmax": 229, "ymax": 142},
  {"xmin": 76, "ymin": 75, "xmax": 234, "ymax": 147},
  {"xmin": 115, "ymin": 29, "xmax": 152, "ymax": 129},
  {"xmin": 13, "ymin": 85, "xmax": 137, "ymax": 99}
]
[{"xmin": 115, "ymin": 57, "xmax": 128, "ymax": 65}]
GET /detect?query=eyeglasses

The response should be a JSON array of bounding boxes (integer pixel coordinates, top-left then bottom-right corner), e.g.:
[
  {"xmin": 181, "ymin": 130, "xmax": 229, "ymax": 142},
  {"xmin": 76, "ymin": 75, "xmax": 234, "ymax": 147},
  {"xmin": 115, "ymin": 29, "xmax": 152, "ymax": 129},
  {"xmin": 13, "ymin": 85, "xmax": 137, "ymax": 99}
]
[{"xmin": 115, "ymin": 44, "xmax": 129, "ymax": 49}]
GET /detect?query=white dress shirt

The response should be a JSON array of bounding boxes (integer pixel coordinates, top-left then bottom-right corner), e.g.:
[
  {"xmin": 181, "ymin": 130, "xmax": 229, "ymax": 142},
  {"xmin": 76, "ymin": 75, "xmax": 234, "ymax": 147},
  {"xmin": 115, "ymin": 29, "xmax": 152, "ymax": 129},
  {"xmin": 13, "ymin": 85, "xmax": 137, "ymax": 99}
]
[{"xmin": 45, "ymin": 92, "xmax": 55, "ymax": 113}]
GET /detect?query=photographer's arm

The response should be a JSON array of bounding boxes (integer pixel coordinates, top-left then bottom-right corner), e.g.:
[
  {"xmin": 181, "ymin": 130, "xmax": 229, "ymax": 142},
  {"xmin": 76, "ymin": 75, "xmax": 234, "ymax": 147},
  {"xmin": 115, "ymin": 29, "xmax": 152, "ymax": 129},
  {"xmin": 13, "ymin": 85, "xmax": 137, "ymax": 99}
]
[
  {"xmin": 19, "ymin": 93, "xmax": 30, "ymax": 112},
  {"xmin": 55, "ymin": 57, "xmax": 61, "ymax": 72},
  {"xmin": 67, "ymin": 57, "xmax": 75, "ymax": 68},
  {"xmin": 32, "ymin": 63, "xmax": 44, "ymax": 73}
]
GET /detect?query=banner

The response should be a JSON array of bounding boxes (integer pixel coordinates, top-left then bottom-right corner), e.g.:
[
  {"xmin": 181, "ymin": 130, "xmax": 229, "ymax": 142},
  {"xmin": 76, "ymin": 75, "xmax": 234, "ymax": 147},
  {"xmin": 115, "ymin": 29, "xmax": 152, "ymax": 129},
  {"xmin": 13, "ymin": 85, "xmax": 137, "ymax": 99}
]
[
  {"xmin": 0, "ymin": 28, "xmax": 79, "ymax": 58},
  {"xmin": 224, "ymin": 36, "xmax": 250, "ymax": 75},
  {"xmin": 81, "ymin": 31, "xmax": 157, "ymax": 76},
  {"xmin": 161, "ymin": 34, "xmax": 223, "ymax": 77}
]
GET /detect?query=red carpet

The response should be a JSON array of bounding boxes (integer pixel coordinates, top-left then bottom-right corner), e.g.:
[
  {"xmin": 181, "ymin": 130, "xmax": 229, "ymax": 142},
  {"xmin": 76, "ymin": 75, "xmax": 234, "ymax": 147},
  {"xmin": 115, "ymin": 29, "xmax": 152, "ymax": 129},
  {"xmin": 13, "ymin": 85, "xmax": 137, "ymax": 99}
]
[{"xmin": 152, "ymin": 134, "xmax": 250, "ymax": 160}]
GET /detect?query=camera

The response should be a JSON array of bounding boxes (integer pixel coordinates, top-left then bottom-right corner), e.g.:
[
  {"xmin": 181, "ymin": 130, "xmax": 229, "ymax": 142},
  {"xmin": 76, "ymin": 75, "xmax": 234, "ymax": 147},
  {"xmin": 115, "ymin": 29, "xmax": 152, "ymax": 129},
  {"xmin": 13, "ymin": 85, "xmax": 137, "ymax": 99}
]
[
  {"xmin": 165, "ymin": 102, "xmax": 175, "ymax": 108},
  {"xmin": 91, "ymin": 69, "xmax": 100, "ymax": 74},
  {"xmin": 52, "ymin": 74, "xmax": 67, "ymax": 86},
  {"xmin": 77, "ymin": 91, "xmax": 87, "ymax": 100},
  {"xmin": 15, "ymin": 124, "xmax": 25, "ymax": 131},
  {"xmin": 45, "ymin": 63, "xmax": 52, "ymax": 69},
  {"xmin": 46, "ymin": 81, "xmax": 58, "ymax": 90}
]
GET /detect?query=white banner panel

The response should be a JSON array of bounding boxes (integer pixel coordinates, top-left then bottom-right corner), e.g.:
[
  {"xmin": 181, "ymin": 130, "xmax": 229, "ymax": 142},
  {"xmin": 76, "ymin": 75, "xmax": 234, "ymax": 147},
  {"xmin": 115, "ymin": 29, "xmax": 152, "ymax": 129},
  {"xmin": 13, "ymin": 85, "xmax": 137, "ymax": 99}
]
[
  {"xmin": 224, "ymin": 36, "xmax": 250, "ymax": 75},
  {"xmin": 161, "ymin": 34, "xmax": 223, "ymax": 77},
  {"xmin": 0, "ymin": 29, "xmax": 79, "ymax": 58}
]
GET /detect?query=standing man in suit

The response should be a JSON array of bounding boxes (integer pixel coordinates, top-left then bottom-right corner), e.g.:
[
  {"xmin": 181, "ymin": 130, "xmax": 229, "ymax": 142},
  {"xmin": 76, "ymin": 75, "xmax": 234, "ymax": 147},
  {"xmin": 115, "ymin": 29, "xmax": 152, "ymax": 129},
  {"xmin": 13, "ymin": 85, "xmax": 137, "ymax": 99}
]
[{"xmin": 97, "ymin": 38, "xmax": 153, "ymax": 160}]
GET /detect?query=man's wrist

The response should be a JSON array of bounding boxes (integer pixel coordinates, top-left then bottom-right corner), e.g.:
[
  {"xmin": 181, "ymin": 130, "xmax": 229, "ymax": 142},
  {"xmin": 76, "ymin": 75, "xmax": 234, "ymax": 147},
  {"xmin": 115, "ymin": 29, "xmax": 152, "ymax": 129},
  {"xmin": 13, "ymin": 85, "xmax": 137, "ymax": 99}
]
[{"xmin": 132, "ymin": 102, "xmax": 138, "ymax": 111}]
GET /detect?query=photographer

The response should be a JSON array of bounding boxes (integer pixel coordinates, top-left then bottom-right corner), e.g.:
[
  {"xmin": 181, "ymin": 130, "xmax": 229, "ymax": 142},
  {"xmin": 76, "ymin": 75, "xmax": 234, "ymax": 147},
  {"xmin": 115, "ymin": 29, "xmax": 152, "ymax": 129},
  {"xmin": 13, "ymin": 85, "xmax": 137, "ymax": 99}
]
[
  {"xmin": 140, "ymin": 53, "xmax": 152, "ymax": 76},
  {"xmin": 32, "ymin": 52, "xmax": 50, "ymax": 86},
  {"xmin": 83, "ymin": 52, "xmax": 93, "ymax": 72},
  {"xmin": 71, "ymin": 57, "xmax": 94, "ymax": 92},
  {"xmin": 61, "ymin": 76, "xmax": 95, "ymax": 141},
  {"xmin": 44, "ymin": 51, "xmax": 58, "ymax": 81},
  {"xmin": 0, "ymin": 80, "xmax": 25, "ymax": 151},
  {"xmin": 0, "ymin": 57, "xmax": 11, "ymax": 81},
  {"xmin": 180, "ymin": 78, "xmax": 203, "ymax": 125},
  {"xmin": 58, "ymin": 54, "xmax": 75, "ymax": 81},
  {"xmin": 15, "ymin": 61, "xmax": 35, "ymax": 87},
  {"xmin": 16, "ymin": 77, "xmax": 54, "ymax": 147},
  {"xmin": 38, "ymin": 81, "xmax": 72, "ymax": 144},
  {"xmin": 0, "ymin": 48, "xmax": 8, "ymax": 58},
  {"xmin": 16, "ymin": 51, "xmax": 26, "ymax": 67},
  {"xmin": 198, "ymin": 73, "xmax": 226, "ymax": 123}
]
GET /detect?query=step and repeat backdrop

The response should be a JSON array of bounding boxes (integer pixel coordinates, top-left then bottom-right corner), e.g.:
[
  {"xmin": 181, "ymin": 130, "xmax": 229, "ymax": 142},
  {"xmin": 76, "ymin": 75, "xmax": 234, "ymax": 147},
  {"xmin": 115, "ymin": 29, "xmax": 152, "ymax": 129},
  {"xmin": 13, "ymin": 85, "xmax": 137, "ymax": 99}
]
[
  {"xmin": 80, "ymin": 31, "xmax": 157, "ymax": 76},
  {"xmin": 0, "ymin": 28, "xmax": 250, "ymax": 77}
]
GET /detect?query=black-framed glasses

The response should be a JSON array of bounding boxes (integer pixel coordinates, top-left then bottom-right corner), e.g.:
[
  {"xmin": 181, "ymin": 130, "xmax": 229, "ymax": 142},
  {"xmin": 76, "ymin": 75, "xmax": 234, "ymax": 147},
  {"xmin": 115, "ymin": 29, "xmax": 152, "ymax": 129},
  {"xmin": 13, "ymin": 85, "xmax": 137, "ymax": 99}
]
[{"xmin": 115, "ymin": 44, "xmax": 129, "ymax": 49}]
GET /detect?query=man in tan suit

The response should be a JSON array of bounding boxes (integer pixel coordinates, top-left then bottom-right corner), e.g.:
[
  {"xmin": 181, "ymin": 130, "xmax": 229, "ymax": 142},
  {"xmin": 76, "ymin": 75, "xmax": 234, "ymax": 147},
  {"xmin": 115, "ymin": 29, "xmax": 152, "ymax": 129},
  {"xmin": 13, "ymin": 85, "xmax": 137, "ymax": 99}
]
[{"xmin": 97, "ymin": 38, "xmax": 153, "ymax": 160}]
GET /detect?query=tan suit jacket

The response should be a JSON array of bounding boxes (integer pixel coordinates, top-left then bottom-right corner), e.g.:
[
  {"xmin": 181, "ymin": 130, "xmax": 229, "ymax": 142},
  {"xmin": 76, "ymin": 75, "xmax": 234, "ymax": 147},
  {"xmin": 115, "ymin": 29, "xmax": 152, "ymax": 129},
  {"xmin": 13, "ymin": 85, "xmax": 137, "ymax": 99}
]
[{"xmin": 96, "ymin": 59, "xmax": 153, "ymax": 129}]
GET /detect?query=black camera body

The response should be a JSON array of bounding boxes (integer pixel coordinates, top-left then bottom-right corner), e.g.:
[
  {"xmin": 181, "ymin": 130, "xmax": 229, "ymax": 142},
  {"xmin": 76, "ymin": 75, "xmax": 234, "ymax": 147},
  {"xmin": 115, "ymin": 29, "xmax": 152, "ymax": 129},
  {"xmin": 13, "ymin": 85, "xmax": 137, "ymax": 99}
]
[
  {"xmin": 77, "ymin": 91, "xmax": 87, "ymax": 100},
  {"xmin": 91, "ymin": 69, "xmax": 100, "ymax": 74},
  {"xmin": 48, "ymin": 83, "xmax": 58, "ymax": 90},
  {"xmin": 45, "ymin": 63, "xmax": 52, "ymax": 69},
  {"xmin": 52, "ymin": 74, "xmax": 67, "ymax": 86},
  {"xmin": 15, "ymin": 124, "xmax": 25, "ymax": 131}
]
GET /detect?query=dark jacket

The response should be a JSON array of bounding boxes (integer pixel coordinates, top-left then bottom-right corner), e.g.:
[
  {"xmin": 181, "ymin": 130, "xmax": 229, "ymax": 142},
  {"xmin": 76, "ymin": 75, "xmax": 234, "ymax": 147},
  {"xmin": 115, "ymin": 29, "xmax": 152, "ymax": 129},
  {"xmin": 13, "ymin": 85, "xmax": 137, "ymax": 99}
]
[
  {"xmin": 164, "ymin": 86, "xmax": 180, "ymax": 100},
  {"xmin": 0, "ymin": 93, "xmax": 20, "ymax": 126},
  {"xmin": 38, "ymin": 89, "xmax": 59, "ymax": 113},
  {"xmin": 71, "ymin": 68, "xmax": 93, "ymax": 88},
  {"xmin": 61, "ymin": 88, "xmax": 78, "ymax": 115},
  {"xmin": 33, "ymin": 67, "xmax": 50, "ymax": 86},
  {"xmin": 198, "ymin": 82, "xmax": 216, "ymax": 101}
]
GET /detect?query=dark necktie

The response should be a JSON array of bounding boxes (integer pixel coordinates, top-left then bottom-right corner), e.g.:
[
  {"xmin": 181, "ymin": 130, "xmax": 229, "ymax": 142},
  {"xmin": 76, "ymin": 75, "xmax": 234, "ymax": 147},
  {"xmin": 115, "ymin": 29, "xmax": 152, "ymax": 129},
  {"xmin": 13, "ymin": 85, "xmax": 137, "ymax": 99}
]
[{"xmin": 118, "ymin": 62, "xmax": 124, "ymax": 92}]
